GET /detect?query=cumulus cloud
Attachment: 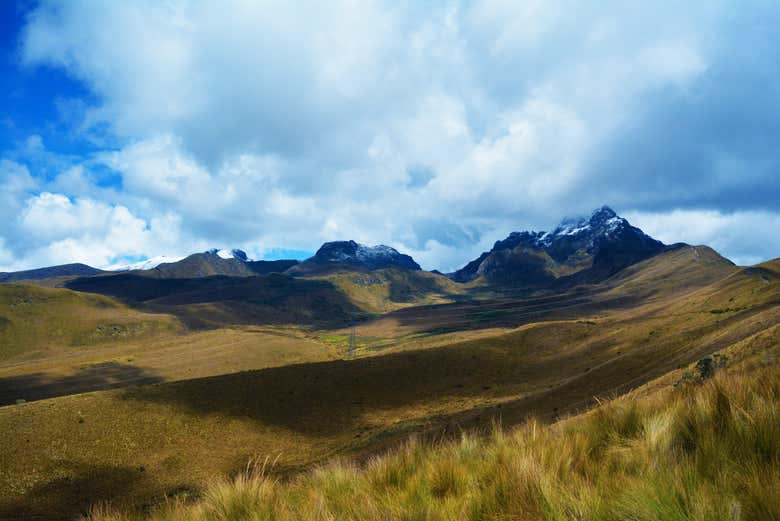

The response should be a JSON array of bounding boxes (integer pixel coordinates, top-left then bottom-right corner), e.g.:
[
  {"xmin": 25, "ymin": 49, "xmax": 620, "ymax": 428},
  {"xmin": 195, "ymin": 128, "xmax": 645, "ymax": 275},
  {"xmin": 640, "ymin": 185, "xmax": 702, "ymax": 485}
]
[
  {"xmin": 1, "ymin": 191, "xmax": 188, "ymax": 271},
  {"xmin": 0, "ymin": 0, "xmax": 777, "ymax": 271},
  {"xmin": 626, "ymin": 209, "xmax": 780, "ymax": 267}
]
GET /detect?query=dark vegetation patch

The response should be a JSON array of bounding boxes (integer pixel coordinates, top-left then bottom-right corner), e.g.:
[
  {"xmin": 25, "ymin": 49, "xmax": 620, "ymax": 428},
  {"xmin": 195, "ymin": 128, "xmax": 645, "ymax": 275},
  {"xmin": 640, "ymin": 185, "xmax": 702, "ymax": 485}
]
[
  {"xmin": 0, "ymin": 362, "xmax": 164, "ymax": 406},
  {"xmin": 66, "ymin": 273, "xmax": 358, "ymax": 329}
]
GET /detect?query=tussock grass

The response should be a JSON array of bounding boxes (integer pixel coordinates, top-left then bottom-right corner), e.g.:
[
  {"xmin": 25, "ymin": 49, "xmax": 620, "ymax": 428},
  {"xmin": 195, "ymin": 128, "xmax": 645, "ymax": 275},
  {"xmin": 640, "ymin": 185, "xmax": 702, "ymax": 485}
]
[{"xmin": 89, "ymin": 360, "xmax": 780, "ymax": 521}]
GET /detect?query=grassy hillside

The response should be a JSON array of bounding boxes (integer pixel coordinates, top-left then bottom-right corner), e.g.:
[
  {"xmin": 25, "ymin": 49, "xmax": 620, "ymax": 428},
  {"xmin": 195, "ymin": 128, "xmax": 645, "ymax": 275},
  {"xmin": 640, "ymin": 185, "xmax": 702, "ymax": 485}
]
[
  {"xmin": 0, "ymin": 326, "xmax": 338, "ymax": 406},
  {"xmin": 89, "ymin": 340, "xmax": 780, "ymax": 521},
  {"xmin": 318, "ymin": 268, "xmax": 466, "ymax": 313},
  {"xmin": 0, "ymin": 284, "xmax": 180, "ymax": 363}
]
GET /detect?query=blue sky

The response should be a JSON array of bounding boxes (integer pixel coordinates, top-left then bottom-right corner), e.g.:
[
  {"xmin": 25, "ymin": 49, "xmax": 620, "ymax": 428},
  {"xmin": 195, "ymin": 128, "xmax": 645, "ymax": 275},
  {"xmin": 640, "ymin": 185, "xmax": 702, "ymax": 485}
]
[{"xmin": 1, "ymin": 1, "xmax": 780, "ymax": 271}]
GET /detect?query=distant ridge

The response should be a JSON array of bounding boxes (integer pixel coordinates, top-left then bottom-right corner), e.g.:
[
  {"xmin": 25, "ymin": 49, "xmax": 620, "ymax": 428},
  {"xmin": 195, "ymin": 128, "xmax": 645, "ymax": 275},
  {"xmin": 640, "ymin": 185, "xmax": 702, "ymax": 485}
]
[
  {"xmin": 0, "ymin": 263, "xmax": 104, "ymax": 283},
  {"xmin": 131, "ymin": 250, "xmax": 299, "ymax": 279}
]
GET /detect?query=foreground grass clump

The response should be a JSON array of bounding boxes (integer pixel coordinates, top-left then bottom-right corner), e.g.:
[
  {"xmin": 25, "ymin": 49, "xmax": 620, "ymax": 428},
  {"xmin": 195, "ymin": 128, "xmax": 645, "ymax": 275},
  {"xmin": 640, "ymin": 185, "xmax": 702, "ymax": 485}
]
[{"xmin": 90, "ymin": 360, "xmax": 779, "ymax": 521}]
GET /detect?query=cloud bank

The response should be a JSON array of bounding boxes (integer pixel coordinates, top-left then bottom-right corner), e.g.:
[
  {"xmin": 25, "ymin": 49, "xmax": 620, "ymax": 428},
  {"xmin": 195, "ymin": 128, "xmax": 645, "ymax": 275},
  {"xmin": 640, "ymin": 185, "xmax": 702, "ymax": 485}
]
[{"xmin": 2, "ymin": 0, "xmax": 779, "ymax": 271}]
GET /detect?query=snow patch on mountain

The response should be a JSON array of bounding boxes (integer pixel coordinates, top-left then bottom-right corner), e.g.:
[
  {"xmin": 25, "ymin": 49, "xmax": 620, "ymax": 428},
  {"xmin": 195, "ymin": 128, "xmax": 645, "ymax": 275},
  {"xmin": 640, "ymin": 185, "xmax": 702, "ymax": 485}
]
[
  {"xmin": 356, "ymin": 244, "xmax": 398, "ymax": 261},
  {"xmin": 110, "ymin": 255, "xmax": 184, "ymax": 271},
  {"xmin": 310, "ymin": 240, "xmax": 421, "ymax": 270},
  {"xmin": 206, "ymin": 249, "xmax": 250, "ymax": 261}
]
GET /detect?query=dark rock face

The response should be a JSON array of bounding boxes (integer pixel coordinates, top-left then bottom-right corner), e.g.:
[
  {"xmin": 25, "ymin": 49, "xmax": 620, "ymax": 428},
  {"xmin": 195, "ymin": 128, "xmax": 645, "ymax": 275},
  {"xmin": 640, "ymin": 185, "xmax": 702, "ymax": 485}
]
[
  {"xmin": 301, "ymin": 240, "xmax": 421, "ymax": 271},
  {"xmin": 451, "ymin": 206, "xmax": 665, "ymax": 285}
]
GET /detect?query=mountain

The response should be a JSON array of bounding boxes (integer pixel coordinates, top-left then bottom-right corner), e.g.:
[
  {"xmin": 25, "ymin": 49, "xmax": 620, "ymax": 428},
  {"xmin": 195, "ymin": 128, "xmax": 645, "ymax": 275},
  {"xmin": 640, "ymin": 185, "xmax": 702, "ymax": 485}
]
[
  {"xmin": 134, "ymin": 249, "xmax": 298, "ymax": 279},
  {"xmin": 287, "ymin": 240, "xmax": 421, "ymax": 275},
  {"xmin": 0, "ymin": 263, "xmax": 105, "ymax": 283},
  {"xmin": 451, "ymin": 206, "xmax": 666, "ymax": 285}
]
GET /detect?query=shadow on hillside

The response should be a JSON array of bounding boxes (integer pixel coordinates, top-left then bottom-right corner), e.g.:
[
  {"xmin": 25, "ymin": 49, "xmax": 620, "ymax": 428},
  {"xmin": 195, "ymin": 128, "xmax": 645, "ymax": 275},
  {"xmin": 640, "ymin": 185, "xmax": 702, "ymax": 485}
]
[
  {"xmin": 0, "ymin": 461, "xmax": 171, "ymax": 521},
  {"xmin": 0, "ymin": 362, "xmax": 165, "ymax": 406},
  {"xmin": 386, "ymin": 287, "xmax": 633, "ymax": 334},
  {"xmin": 65, "ymin": 273, "xmax": 358, "ymax": 329},
  {"xmin": 116, "ymin": 340, "xmax": 578, "ymax": 437}
]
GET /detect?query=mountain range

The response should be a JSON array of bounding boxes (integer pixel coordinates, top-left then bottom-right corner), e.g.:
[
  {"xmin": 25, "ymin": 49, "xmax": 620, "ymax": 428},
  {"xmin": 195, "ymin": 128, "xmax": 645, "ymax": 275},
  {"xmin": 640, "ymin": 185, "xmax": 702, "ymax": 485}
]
[{"xmin": 0, "ymin": 206, "xmax": 704, "ymax": 288}]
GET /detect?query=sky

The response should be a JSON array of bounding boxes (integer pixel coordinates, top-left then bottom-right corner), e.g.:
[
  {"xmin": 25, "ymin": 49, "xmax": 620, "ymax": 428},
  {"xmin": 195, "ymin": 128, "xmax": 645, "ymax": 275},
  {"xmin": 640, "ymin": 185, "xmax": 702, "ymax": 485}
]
[{"xmin": 1, "ymin": 0, "xmax": 779, "ymax": 272}]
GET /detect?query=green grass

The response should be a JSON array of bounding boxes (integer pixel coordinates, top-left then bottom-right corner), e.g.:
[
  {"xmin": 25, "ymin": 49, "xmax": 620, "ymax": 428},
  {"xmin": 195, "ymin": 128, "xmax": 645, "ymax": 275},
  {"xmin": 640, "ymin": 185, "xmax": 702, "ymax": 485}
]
[
  {"xmin": 318, "ymin": 268, "xmax": 465, "ymax": 313},
  {"xmin": 87, "ymin": 349, "xmax": 780, "ymax": 520}
]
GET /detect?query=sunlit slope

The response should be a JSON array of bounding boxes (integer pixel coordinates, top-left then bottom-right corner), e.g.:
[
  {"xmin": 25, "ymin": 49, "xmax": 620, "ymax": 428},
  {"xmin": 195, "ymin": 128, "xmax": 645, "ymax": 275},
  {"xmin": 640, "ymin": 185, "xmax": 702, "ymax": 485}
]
[
  {"xmin": 0, "ymin": 284, "xmax": 181, "ymax": 363},
  {"xmin": 316, "ymin": 268, "xmax": 466, "ymax": 313},
  {"xmin": 0, "ymin": 326, "xmax": 338, "ymax": 406},
  {"xmin": 600, "ymin": 244, "xmax": 736, "ymax": 299}
]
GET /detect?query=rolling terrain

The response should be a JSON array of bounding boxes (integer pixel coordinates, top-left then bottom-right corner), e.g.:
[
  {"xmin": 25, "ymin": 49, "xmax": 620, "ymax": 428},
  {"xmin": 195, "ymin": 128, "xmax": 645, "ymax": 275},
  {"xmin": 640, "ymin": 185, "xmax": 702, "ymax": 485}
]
[
  {"xmin": 1, "ymin": 246, "xmax": 778, "ymax": 519},
  {"xmin": 87, "ymin": 325, "xmax": 780, "ymax": 521},
  {"xmin": 0, "ymin": 208, "xmax": 778, "ymax": 519}
]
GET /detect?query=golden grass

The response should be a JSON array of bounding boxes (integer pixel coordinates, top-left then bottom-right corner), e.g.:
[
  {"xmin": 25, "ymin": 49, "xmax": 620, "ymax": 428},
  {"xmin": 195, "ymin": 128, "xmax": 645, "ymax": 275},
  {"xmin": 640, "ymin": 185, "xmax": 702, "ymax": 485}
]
[{"xmin": 88, "ymin": 351, "xmax": 780, "ymax": 521}]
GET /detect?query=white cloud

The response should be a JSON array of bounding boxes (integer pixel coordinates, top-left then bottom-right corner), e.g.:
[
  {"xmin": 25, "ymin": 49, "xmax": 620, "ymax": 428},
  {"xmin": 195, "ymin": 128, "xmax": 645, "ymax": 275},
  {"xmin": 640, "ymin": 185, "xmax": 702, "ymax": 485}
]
[
  {"xmin": 0, "ymin": 0, "xmax": 776, "ymax": 271},
  {"xmin": 3, "ymin": 192, "xmax": 191, "ymax": 271},
  {"xmin": 625, "ymin": 209, "xmax": 780, "ymax": 266}
]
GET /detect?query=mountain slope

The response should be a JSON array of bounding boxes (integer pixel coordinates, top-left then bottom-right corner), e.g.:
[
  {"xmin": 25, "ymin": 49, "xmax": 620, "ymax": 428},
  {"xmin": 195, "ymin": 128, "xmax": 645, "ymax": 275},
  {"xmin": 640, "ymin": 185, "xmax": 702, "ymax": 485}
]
[
  {"xmin": 318, "ymin": 267, "xmax": 466, "ymax": 313},
  {"xmin": 0, "ymin": 263, "xmax": 105, "ymax": 283},
  {"xmin": 451, "ymin": 206, "xmax": 666, "ymax": 286},
  {"xmin": 0, "ymin": 284, "xmax": 180, "ymax": 363}
]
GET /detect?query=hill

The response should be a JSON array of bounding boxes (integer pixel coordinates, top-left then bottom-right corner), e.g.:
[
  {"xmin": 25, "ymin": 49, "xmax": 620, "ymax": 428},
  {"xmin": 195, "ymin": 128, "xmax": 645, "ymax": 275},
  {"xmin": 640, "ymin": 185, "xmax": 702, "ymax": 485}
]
[
  {"xmin": 314, "ymin": 268, "xmax": 466, "ymax": 313},
  {"xmin": 0, "ymin": 284, "xmax": 180, "ymax": 364},
  {"xmin": 0, "ymin": 263, "xmax": 105, "ymax": 283}
]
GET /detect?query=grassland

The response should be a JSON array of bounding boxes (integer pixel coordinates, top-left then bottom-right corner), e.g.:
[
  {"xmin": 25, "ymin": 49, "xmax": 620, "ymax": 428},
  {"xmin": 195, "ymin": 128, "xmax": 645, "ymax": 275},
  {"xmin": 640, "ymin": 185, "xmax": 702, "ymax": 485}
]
[
  {"xmin": 0, "ymin": 250, "xmax": 777, "ymax": 519},
  {"xmin": 87, "ymin": 333, "xmax": 780, "ymax": 521}
]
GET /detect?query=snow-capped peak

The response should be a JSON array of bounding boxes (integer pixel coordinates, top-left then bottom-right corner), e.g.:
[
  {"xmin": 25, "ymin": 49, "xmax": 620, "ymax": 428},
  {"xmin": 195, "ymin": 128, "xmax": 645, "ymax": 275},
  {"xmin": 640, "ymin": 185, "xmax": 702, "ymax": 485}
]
[
  {"xmin": 110, "ymin": 255, "xmax": 184, "ymax": 272},
  {"xmin": 206, "ymin": 249, "xmax": 250, "ymax": 261}
]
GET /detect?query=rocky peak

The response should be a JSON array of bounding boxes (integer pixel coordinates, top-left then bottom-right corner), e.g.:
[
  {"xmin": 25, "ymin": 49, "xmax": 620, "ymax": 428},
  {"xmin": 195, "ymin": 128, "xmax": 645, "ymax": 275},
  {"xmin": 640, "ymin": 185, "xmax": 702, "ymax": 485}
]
[
  {"xmin": 309, "ymin": 241, "xmax": 421, "ymax": 271},
  {"xmin": 450, "ymin": 205, "xmax": 665, "ymax": 284}
]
